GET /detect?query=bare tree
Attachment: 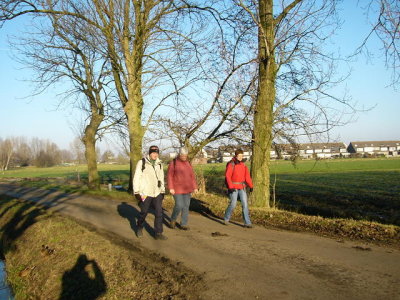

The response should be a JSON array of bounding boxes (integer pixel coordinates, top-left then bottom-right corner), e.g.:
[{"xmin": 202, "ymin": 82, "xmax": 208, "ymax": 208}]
[
  {"xmin": 1, "ymin": 0, "xmax": 211, "ymax": 192},
  {"xmin": 0, "ymin": 138, "xmax": 14, "ymax": 172},
  {"xmin": 356, "ymin": 0, "xmax": 400, "ymax": 86},
  {"xmin": 209, "ymin": 0, "xmax": 357, "ymax": 207},
  {"xmin": 9, "ymin": 5, "xmax": 123, "ymax": 189},
  {"xmin": 70, "ymin": 137, "xmax": 85, "ymax": 164}
]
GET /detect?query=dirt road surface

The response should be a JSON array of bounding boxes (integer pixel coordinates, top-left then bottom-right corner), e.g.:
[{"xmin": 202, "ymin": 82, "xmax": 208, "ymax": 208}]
[{"xmin": 0, "ymin": 183, "xmax": 399, "ymax": 300}]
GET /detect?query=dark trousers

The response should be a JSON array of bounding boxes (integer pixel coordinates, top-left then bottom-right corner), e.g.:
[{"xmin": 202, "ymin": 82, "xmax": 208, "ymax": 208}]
[{"xmin": 137, "ymin": 193, "xmax": 164, "ymax": 234}]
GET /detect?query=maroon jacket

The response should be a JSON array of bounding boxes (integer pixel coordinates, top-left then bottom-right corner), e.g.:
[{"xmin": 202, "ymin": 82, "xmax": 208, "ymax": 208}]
[
  {"xmin": 225, "ymin": 157, "xmax": 253, "ymax": 190},
  {"xmin": 167, "ymin": 158, "xmax": 198, "ymax": 194}
]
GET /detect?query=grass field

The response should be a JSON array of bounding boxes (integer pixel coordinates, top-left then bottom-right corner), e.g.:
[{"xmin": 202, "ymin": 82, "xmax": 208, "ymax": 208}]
[
  {"xmin": 202, "ymin": 158, "xmax": 400, "ymax": 226},
  {"xmin": 1, "ymin": 157, "xmax": 399, "ymax": 226}
]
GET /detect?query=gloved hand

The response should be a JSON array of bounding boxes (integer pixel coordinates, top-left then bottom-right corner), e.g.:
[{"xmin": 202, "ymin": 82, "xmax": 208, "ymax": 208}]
[
  {"xmin": 249, "ymin": 188, "xmax": 253, "ymax": 193},
  {"xmin": 228, "ymin": 188, "xmax": 236, "ymax": 194},
  {"xmin": 134, "ymin": 194, "xmax": 142, "ymax": 203}
]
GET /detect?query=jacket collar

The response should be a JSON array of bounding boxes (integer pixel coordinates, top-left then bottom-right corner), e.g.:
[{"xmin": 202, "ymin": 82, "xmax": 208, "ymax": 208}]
[
  {"xmin": 145, "ymin": 155, "xmax": 162, "ymax": 165},
  {"xmin": 232, "ymin": 157, "xmax": 242, "ymax": 165}
]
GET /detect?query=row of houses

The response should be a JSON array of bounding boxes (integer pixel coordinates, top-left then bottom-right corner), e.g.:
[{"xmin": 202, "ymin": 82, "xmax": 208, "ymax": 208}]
[{"xmin": 190, "ymin": 140, "xmax": 400, "ymax": 163}]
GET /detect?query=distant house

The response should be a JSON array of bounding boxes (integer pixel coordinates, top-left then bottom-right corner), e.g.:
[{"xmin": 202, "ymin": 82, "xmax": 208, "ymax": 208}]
[
  {"xmin": 204, "ymin": 147, "xmax": 219, "ymax": 163},
  {"xmin": 192, "ymin": 148, "xmax": 208, "ymax": 164},
  {"xmin": 347, "ymin": 141, "xmax": 400, "ymax": 157},
  {"xmin": 217, "ymin": 145, "xmax": 252, "ymax": 162},
  {"xmin": 169, "ymin": 148, "xmax": 208, "ymax": 164},
  {"xmin": 270, "ymin": 143, "xmax": 297, "ymax": 159},
  {"xmin": 272, "ymin": 142, "xmax": 349, "ymax": 159},
  {"xmin": 299, "ymin": 143, "xmax": 349, "ymax": 159}
]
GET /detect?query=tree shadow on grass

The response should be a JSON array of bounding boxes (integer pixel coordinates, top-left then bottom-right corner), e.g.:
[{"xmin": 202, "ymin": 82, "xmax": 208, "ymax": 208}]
[
  {"xmin": 0, "ymin": 188, "xmax": 80, "ymax": 256},
  {"xmin": 59, "ymin": 254, "xmax": 106, "ymax": 300},
  {"xmin": 275, "ymin": 175, "xmax": 400, "ymax": 226},
  {"xmin": 0, "ymin": 196, "xmax": 47, "ymax": 255}
]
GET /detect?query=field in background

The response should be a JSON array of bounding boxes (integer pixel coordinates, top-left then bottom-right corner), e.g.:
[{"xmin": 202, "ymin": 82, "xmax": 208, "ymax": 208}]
[
  {"xmin": 201, "ymin": 158, "xmax": 400, "ymax": 225},
  {"xmin": 1, "ymin": 158, "xmax": 399, "ymax": 226}
]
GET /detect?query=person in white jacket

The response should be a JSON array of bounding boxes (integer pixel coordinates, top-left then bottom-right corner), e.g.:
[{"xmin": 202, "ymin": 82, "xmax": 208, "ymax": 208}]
[{"xmin": 133, "ymin": 145, "xmax": 167, "ymax": 240}]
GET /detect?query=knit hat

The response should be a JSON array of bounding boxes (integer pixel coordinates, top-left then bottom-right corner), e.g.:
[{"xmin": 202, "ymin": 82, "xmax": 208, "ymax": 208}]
[{"xmin": 149, "ymin": 145, "xmax": 159, "ymax": 154}]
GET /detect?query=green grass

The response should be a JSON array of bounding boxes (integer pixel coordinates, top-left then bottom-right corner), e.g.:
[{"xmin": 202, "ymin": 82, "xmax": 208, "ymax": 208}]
[
  {"xmin": 0, "ymin": 164, "xmax": 130, "ymax": 180},
  {"xmin": 200, "ymin": 158, "xmax": 400, "ymax": 225}
]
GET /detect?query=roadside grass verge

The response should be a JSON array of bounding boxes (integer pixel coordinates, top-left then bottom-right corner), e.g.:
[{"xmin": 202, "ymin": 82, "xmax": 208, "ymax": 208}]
[
  {"xmin": 0, "ymin": 195, "xmax": 203, "ymax": 299},
  {"xmin": 188, "ymin": 193, "xmax": 400, "ymax": 248}
]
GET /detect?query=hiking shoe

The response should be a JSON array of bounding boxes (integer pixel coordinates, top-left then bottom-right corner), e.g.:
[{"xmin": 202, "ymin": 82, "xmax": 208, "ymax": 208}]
[
  {"xmin": 180, "ymin": 225, "xmax": 190, "ymax": 231},
  {"xmin": 244, "ymin": 224, "xmax": 253, "ymax": 229},
  {"xmin": 136, "ymin": 227, "xmax": 143, "ymax": 237},
  {"xmin": 223, "ymin": 220, "xmax": 229, "ymax": 226},
  {"xmin": 170, "ymin": 220, "xmax": 176, "ymax": 229},
  {"xmin": 155, "ymin": 233, "xmax": 168, "ymax": 240}
]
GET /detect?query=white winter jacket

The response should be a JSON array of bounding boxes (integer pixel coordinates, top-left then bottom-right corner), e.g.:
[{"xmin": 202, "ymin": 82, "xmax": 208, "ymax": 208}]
[{"xmin": 133, "ymin": 156, "xmax": 165, "ymax": 197}]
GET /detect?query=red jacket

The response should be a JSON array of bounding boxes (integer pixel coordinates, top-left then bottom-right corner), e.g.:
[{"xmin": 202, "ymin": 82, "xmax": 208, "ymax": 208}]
[
  {"xmin": 225, "ymin": 158, "xmax": 253, "ymax": 190},
  {"xmin": 167, "ymin": 158, "xmax": 198, "ymax": 194}
]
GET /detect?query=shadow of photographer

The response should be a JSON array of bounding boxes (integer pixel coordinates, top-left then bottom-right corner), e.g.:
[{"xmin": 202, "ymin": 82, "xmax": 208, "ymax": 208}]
[{"xmin": 59, "ymin": 254, "xmax": 106, "ymax": 300}]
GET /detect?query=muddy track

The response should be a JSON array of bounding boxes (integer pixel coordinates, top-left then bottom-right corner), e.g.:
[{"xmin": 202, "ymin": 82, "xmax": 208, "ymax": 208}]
[{"xmin": 0, "ymin": 183, "xmax": 399, "ymax": 300}]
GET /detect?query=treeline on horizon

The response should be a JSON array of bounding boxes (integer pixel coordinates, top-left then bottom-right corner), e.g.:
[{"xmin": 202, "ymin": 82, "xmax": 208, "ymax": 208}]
[{"xmin": 0, "ymin": 136, "xmax": 129, "ymax": 171}]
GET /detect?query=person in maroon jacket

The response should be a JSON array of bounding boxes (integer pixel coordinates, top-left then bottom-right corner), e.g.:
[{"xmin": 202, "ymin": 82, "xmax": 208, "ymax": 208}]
[
  {"xmin": 167, "ymin": 147, "xmax": 198, "ymax": 230},
  {"xmin": 224, "ymin": 149, "xmax": 253, "ymax": 228}
]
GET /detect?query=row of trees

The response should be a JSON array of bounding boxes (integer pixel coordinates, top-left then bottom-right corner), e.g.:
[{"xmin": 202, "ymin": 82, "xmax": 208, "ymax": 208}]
[
  {"xmin": 0, "ymin": 136, "xmax": 126, "ymax": 172},
  {"xmin": 0, "ymin": 137, "xmax": 69, "ymax": 170},
  {"xmin": 1, "ymin": 0, "xmax": 398, "ymax": 206}
]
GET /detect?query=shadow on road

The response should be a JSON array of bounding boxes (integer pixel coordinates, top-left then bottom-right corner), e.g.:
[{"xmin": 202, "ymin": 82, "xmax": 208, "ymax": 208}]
[
  {"xmin": 59, "ymin": 254, "xmax": 106, "ymax": 300},
  {"xmin": 190, "ymin": 197, "xmax": 225, "ymax": 225},
  {"xmin": 117, "ymin": 201, "xmax": 174, "ymax": 237}
]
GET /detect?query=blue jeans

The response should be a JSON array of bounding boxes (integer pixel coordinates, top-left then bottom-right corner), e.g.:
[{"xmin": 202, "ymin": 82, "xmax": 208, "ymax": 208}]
[
  {"xmin": 224, "ymin": 189, "xmax": 251, "ymax": 225},
  {"xmin": 171, "ymin": 193, "xmax": 191, "ymax": 226}
]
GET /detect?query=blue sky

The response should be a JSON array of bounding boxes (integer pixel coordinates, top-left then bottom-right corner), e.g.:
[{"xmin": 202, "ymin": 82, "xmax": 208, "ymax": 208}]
[{"xmin": 0, "ymin": 2, "xmax": 398, "ymax": 151}]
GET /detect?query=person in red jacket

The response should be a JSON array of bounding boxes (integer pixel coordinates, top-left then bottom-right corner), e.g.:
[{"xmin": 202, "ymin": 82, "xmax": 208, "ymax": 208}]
[
  {"xmin": 224, "ymin": 149, "xmax": 253, "ymax": 228},
  {"xmin": 167, "ymin": 147, "xmax": 198, "ymax": 230}
]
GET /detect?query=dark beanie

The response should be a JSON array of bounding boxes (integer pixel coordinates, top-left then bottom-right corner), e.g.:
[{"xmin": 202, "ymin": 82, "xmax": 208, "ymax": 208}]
[{"xmin": 149, "ymin": 145, "xmax": 159, "ymax": 154}]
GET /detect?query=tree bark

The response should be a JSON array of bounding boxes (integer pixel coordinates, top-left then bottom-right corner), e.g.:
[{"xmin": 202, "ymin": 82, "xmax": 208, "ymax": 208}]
[
  {"xmin": 82, "ymin": 114, "xmax": 104, "ymax": 190},
  {"xmin": 251, "ymin": 0, "xmax": 276, "ymax": 207},
  {"xmin": 125, "ymin": 96, "xmax": 144, "ymax": 193}
]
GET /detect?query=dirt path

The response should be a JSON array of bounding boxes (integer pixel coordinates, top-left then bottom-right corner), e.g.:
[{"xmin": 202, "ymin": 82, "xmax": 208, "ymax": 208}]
[{"xmin": 1, "ymin": 183, "xmax": 399, "ymax": 300}]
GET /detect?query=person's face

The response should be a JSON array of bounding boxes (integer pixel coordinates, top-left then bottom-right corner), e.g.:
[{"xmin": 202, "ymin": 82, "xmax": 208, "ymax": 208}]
[
  {"xmin": 236, "ymin": 153, "xmax": 243, "ymax": 161},
  {"xmin": 179, "ymin": 154, "xmax": 188, "ymax": 161},
  {"xmin": 150, "ymin": 151, "xmax": 159, "ymax": 160}
]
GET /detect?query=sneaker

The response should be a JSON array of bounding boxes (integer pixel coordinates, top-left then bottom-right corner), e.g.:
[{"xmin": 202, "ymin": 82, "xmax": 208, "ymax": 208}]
[
  {"xmin": 136, "ymin": 227, "xmax": 143, "ymax": 237},
  {"xmin": 180, "ymin": 225, "xmax": 190, "ymax": 231},
  {"xmin": 155, "ymin": 233, "xmax": 168, "ymax": 240},
  {"xmin": 244, "ymin": 224, "xmax": 253, "ymax": 228},
  {"xmin": 223, "ymin": 220, "xmax": 229, "ymax": 226},
  {"xmin": 170, "ymin": 220, "xmax": 176, "ymax": 229}
]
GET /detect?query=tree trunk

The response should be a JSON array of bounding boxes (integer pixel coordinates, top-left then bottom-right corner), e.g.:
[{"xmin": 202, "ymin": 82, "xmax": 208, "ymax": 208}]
[
  {"xmin": 126, "ymin": 94, "xmax": 144, "ymax": 194},
  {"xmin": 82, "ymin": 114, "xmax": 103, "ymax": 190},
  {"xmin": 251, "ymin": 0, "xmax": 276, "ymax": 208}
]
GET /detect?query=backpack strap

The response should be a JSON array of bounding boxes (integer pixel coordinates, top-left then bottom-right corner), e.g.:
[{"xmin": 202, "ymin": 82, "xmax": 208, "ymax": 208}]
[{"xmin": 141, "ymin": 158, "xmax": 146, "ymax": 172}]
